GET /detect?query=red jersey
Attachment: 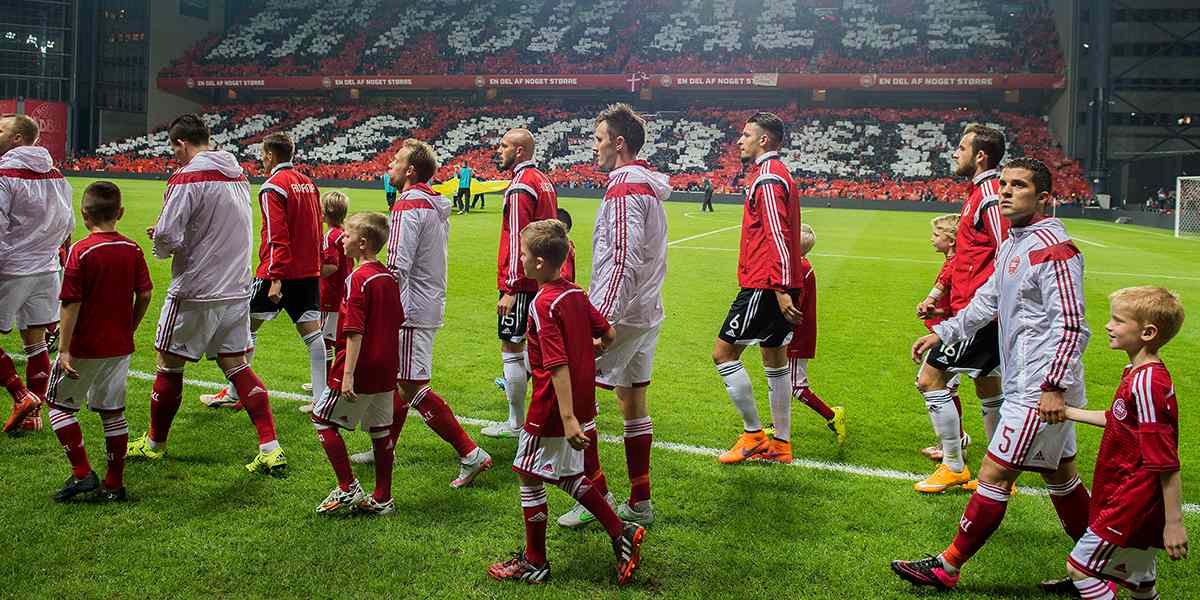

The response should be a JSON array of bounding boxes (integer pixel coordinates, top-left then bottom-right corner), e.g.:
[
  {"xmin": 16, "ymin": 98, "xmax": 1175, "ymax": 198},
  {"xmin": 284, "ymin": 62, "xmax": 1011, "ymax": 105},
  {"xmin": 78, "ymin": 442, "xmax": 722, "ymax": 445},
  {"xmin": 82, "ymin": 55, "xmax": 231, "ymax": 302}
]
[
  {"xmin": 923, "ymin": 257, "xmax": 955, "ymax": 331},
  {"xmin": 59, "ymin": 232, "xmax": 152, "ymax": 359},
  {"xmin": 948, "ymin": 169, "xmax": 1008, "ymax": 312},
  {"xmin": 328, "ymin": 261, "xmax": 402, "ymax": 394},
  {"xmin": 524, "ymin": 279, "xmax": 610, "ymax": 437},
  {"xmin": 738, "ymin": 152, "xmax": 803, "ymax": 290},
  {"xmin": 786, "ymin": 258, "xmax": 816, "ymax": 359},
  {"xmin": 1090, "ymin": 362, "xmax": 1180, "ymax": 549},
  {"xmin": 319, "ymin": 226, "xmax": 352, "ymax": 312},
  {"xmin": 560, "ymin": 239, "xmax": 576, "ymax": 283},
  {"xmin": 498, "ymin": 161, "xmax": 558, "ymax": 294},
  {"xmin": 256, "ymin": 163, "xmax": 322, "ymax": 280}
]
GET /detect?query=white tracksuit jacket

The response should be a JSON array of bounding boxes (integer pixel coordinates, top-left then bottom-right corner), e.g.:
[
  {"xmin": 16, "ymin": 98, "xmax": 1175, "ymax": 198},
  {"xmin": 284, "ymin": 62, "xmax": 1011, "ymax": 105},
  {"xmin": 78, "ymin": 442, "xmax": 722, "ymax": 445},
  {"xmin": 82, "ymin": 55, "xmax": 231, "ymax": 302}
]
[
  {"xmin": 933, "ymin": 217, "xmax": 1090, "ymax": 408},
  {"xmin": 386, "ymin": 183, "xmax": 451, "ymax": 328},
  {"xmin": 0, "ymin": 145, "xmax": 74, "ymax": 277}
]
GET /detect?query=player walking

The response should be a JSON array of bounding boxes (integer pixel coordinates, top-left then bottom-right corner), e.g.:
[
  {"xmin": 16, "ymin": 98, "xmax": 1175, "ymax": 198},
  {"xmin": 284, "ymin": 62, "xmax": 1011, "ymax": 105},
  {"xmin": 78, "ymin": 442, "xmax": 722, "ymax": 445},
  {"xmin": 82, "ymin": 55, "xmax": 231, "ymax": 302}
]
[
  {"xmin": 713, "ymin": 112, "xmax": 805, "ymax": 465},
  {"xmin": 0, "ymin": 114, "xmax": 74, "ymax": 433},
  {"xmin": 483, "ymin": 128, "xmax": 558, "ymax": 439},
  {"xmin": 892, "ymin": 158, "xmax": 1093, "ymax": 589},
  {"xmin": 127, "ymin": 114, "xmax": 286, "ymax": 474}
]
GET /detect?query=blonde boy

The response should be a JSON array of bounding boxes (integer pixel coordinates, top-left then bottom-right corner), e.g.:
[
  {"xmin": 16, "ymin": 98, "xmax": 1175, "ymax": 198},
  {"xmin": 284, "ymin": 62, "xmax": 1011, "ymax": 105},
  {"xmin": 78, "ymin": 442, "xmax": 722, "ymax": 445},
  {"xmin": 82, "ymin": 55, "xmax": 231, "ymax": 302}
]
[
  {"xmin": 917, "ymin": 214, "xmax": 968, "ymax": 463},
  {"xmin": 300, "ymin": 191, "xmax": 353, "ymax": 405},
  {"xmin": 1063, "ymin": 287, "xmax": 1187, "ymax": 599}
]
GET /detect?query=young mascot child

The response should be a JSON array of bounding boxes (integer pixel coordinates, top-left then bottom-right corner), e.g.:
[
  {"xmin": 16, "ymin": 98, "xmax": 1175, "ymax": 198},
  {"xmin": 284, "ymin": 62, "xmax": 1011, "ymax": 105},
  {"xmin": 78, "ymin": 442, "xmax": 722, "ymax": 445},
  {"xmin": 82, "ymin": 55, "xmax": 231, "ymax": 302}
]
[
  {"xmin": 47, "ymin": 181, "xmax": 152, "ymax": 501},
  {"xmin": 488, "ymin": 219, "xmax": 645, "ymax": 585},
  {"xmin": 310, "ymin": 212, "xmax": 402, "ymax": 515},
  {"xmin": 1062, "ymin": 286, "xmax": 1187, "ymax": 600},
  {"xmin": 302, "ymin": 190, "xmax": 353, "ymax": 405},
  {"xmin": 916, "ymin": 214, "xmax": 968, "ymax": 464}
]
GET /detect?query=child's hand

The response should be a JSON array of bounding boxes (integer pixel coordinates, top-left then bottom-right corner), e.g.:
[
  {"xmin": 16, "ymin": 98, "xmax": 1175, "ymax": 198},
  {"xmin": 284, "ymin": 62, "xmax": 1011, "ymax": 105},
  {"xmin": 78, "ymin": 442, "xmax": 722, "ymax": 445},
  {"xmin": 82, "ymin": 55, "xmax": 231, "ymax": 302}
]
[
  {"xmin": 593, "ymin": 337, "xmax": 607, "ymax": 356},
  {"xmin": 340, "ymin": 376, "xmax": 356, "ymax": 401},
  {"xmin": 58, "ymin": 352, "xmax": 80, "ymax": 379},
  {"xmin": 916, "ymin": 297, "xmax": 936, "ymax": 318},
  {"xmin": 1165, "ymin": 521, "xmax": 1189, "ymax": 560},
  {"xmin": 562, "ymin": 416, "xmax": 588, "ymax": 450}
]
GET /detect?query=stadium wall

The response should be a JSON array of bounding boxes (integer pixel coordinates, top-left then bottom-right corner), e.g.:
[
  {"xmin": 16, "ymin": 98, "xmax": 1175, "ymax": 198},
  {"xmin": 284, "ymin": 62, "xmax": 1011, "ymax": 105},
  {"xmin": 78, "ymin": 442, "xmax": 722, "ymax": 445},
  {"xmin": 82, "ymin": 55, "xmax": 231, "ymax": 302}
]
[{"xmin": 146, "ymin": 0, "xmax": 226, "ymax": 132}]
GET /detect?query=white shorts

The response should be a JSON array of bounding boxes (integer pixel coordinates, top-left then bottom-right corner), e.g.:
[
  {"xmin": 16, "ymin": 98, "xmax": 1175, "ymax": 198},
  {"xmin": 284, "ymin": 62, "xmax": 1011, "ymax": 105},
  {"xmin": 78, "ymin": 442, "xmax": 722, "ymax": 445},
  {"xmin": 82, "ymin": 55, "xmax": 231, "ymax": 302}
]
[
  {"xmin": 512, "ymin": 429, "xmax": 584, "ymax": 482},
  {"xmin": 320, "ymin": 311, "xmax": 338, "ymax": 338},
  {"xmin": 155, "ymin": 297, "xmax": 252, "ymax": 362},
  {"xmin": 595, "ymin": 323, "xmax": 660, "ymax": 389},
  {"xmin": 0, "ymin": 272, "xmax": 61, "ymax": 332},
  {"xmin": 45, "ymin": 354, "xmax": 131, "ymax": 413},
  {"xmin": 312, "ymin": 388, "xmax": 393, "ymax": 431},
  {"xmin": 1068, "ymin": 528, "xmax": 1158, "ymax": 590},
  {"xmin": 398, "ymin": 327, "xmax": 435, "ymax": 383},
  {"xmin": 987, "ymin": 400, "xmax": 1078, "ymax": 473},
  {"xmin": 789, "ymin": 357, "xmax": 810, "ymax": 390}
]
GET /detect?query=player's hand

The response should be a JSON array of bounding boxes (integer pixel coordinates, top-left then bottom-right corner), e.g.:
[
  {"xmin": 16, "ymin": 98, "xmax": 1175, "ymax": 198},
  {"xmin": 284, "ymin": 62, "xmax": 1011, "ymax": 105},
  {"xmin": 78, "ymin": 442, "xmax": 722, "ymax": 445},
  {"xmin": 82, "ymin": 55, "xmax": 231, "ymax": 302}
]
[
  {"xmin": 593, "ymin": 337, "xmax": 607, "ymax": 356},
  {"xmin": 916, "ymin": 297, "xmax": 937, "ymax": 319},
  {"xmin": 911, "ymin": 333, "xmax": 940, "ymax": 363},
  {"xmin": 775, "ymin": 290, "xmax": 802, "ymax": 324},
  {"xmin": 146, "ymin": 226, "xmax": 155, "ymax": 240},
  {"xmin": 562, "ymin": 416, "xmax": 588, "ymax": 450},
  {"xmin": 268, "ymin": 280, "xmax": 283, "ymax": 304},
  {"xmin": 1037, "ymin": 390, "xmax": 1067, "ymax": 423},
  {"xmin": 497, "ymin": 293, "xmax": 517, "ymax": 316},
  {"xmin": 1165, "ymin": 521, "xmax": 1189, "ymax": 560},
  {"xmin": 58, "ymin": 353, "xmax": 80, "ymax": 379},
  {"xmin": 340, "ymin": 377, "xmax": 356, "ymax": 401}
]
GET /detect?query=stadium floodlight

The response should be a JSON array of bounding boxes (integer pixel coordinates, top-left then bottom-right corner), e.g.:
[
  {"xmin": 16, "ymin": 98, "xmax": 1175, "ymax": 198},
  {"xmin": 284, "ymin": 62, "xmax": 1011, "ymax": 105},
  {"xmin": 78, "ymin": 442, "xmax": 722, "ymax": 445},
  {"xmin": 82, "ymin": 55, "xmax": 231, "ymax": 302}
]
[{"xmin": 1176, "ymin": 176, "xmax": 1200, "ymax": 238}]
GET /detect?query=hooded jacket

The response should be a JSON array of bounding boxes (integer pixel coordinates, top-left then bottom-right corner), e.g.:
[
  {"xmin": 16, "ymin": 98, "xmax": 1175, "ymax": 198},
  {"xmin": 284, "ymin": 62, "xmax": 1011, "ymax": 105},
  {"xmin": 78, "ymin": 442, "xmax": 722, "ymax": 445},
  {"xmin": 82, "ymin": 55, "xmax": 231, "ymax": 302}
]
[
  {"xmin": 153, "ymin": 150, "xmax": 253, "ymax": 302},
  {"xmin": 933, "ymin": 217, "xmax": 1089, "ymax": 408},
  {"xmin": 588, "ymin": 160, "xmax": 671, "ymax": 328},
  {"xmin": 386, "ymin": 182, "xmax": 452, "ymax": 328},
  {"xmin": 0, "ymin": 145, "xmax": 74, "ymax": 277}
]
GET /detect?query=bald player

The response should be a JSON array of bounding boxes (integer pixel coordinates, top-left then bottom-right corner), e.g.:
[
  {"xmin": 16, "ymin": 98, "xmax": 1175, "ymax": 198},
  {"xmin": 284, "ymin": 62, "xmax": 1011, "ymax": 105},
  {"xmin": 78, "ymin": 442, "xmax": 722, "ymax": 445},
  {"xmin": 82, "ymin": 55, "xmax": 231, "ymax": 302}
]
[{"xmin": 482, "ymin": 129, "xmax": 559, "ymax": 439}]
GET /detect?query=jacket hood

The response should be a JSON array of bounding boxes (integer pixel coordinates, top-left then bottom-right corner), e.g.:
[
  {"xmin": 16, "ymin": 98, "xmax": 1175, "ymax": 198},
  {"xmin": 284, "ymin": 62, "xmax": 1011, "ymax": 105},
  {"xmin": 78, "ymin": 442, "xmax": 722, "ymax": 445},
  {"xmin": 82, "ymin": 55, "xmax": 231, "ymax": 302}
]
[
  {"xmin": 0, "ymin": 145, "xmax": 54, "ymax": 173},
  {"xmin": 1012, "ymin": 215, "xmax": 1066, "ymax": 238},
  {"xmin": 408, "ymin": 183, "xmax": 452, "ymax": 220},
  {"xmin": 185, "ymin": 150, "xmax": 244, "ymax": 178},
  {"xmin": 610, "ymin": 160, "xmax": 673, "ymax": 202}
]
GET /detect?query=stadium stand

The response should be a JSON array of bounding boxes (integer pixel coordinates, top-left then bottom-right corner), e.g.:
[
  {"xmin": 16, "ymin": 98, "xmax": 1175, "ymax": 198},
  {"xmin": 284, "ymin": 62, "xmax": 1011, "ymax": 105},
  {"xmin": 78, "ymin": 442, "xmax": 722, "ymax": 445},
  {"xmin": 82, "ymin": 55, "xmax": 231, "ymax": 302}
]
[
  {"xmin": 158, "ymin": 0, "xmax": 1063, "ymax": 77},
  {"xmin": 66, "ymin": 103, "xmax": 1088, "ymax": 202}
]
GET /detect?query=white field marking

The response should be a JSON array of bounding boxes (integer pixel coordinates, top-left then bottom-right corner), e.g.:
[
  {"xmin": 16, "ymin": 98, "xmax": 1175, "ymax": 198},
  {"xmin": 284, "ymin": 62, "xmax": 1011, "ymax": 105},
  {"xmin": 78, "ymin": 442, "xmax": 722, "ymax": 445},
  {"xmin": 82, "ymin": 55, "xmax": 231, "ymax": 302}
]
[
  {"xmin": 1080, "ymin": 221, "xmax": 1191, "ymax": 240},
  {"xmin": 1072, "ymin": 236, "xmax": 1109, "ymax": 249},
  {"xmin": 670, "ymin": 245, "xmax": 1200, "ymax": 281},
  {"xmin": 6, "ymin": 355, "xmax": 1193, "ymax": 512},
  {"xmin": 666, "ymin": 224, "xmax": 742, "ymax": 247}
]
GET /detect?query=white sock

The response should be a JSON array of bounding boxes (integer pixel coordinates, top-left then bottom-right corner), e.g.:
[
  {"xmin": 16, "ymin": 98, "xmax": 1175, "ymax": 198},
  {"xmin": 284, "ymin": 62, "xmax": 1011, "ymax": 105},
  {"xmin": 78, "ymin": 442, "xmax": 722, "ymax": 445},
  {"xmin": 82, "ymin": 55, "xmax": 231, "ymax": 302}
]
[
  {"xmin": 259, "ymin": 439, "xmax": 280, "ymax": 453},
  {"xmin": 227, "ymin": 332, "xmax": 257, "ymax": 401},
  {"xmin": 304, "ymin": 330, "xmax": 327, "ymax": 403},
  {"xmin": 980, "ymin": 394, "xmax": 1003, "ymax": 442},
  {"xmin": 765, "ymin": 365, "xmax": 791, "ymax": 441},
  {"xmin": 717, "ymin": 361, "xmax": 760, "ymax": 431},
  {"xmin": 1073, "ymin": 576, "xmax": 1117, "ymax": 599},
  {"xmin": 1131, "ymin": 585, "xmax": 1159, "ymax": 600},
  {"xmin": 502, "ymin": 352, "xmax": 527, "ymax": 429},
  {"xmin": 924, "ymin": 389, "xmax": 964, "ymax": 471}
]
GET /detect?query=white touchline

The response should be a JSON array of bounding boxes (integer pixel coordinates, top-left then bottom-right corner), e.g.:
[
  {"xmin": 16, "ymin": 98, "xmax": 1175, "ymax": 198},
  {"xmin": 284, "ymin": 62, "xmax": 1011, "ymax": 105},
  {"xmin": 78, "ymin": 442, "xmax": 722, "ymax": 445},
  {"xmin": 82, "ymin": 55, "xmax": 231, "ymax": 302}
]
[
  {"xmin": 1072, "ymin": 236, "xmax": 1110, "ymax": 249},
  {"xmin": 8, "ymin": 357, "xmax": 1185, "ymax": 514},
  {"xmin": 667, "ymin": 224, "xmax": 741, "ymax": 247}
]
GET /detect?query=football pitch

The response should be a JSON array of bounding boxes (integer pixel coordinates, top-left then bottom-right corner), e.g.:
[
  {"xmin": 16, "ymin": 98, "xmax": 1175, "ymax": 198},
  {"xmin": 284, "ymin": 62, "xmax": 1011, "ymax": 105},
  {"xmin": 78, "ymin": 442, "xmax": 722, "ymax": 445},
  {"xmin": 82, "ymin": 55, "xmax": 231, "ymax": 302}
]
[{"xmin": 2, "ymin": 176, "xmax": 1197, "ymax": 599}]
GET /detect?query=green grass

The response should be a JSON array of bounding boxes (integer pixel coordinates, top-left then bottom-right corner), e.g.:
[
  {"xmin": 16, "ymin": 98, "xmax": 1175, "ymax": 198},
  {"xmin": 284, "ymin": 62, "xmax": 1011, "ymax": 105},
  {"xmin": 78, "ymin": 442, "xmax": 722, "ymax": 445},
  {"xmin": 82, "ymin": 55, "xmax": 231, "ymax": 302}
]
[{"xmin": 2, "ymin": 177, "xmax": 1198, "ymax": 599}]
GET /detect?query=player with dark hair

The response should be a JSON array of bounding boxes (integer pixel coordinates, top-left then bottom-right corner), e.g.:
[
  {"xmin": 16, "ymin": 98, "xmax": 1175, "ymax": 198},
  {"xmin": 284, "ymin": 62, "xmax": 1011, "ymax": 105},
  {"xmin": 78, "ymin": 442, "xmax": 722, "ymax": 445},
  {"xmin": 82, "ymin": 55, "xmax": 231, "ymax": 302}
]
[
  {"xmin": 482, "ymin": 128, "xmax": 559, "ymax": 440},
  {"xmin": 893, "ymin": 158, "xmax": 1094, "ymax": 590},
  {"xmin": 713, "ymin": 111, "xmax": 806, "ymax": 466},
  {"xmin": 911, "ymin": 123, "xmax": 1011, "ymax": 493},
  {"xmin": 0, "ymin": 113, "xmax": 74, "ymax": 433},
  {"xmin": 200, "ymin": 131, "xmax": 327, "ymax": 413}
]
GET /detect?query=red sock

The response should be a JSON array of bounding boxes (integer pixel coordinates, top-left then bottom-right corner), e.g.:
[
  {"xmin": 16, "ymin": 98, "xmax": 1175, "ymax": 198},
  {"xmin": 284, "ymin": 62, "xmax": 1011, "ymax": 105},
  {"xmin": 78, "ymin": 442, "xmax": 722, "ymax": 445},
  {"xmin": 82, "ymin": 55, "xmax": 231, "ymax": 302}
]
[
  {"xmin": 24, "ymin": 343, "xmax": 50, "ymax": 398},
  {"xmin": 1048, "ymin": 476, "xmax": 1091, "ymax": 541},
  {"xmin": 624, "ymin": 417, "xmax": 652, "ymax": 503},
  {"xmin": 101, "ymin": 414, "xmax": 128, "ymax": 489},
  {"xmin": 314, "ymin": 426, "xmax": 353, "ymax": 491},
  {"xmin": 149, "ymin": 368, "xmax": 184, "ymax": 444},
  {"xmin": 226, "ymin": 364, "xmax": 276, "ymax": 446},
  {"xmin": 561, "ymin": 475, "xmax": 624, "ymax": 539},
  {"xmin": 388, "ymin": 388, "xmax": 408, "ymax": 447},
  {"xmin": 584, "ymin": 424, "xmax": 608, "ymax": 497},
  {"xmin": 371, "ymin": 429, "xmax": 394, "ymax": 502},
  {"xmin": 49, "ymin": 409, "xmax": 91, "ymax": 478},
  {"xmin": 520, "ymin": 485, "xmax": 549, "ymax": 564},
  {"xmin": 0, "ymin": 348, "xmax": 25, "ymax": 399},
  {"xmin": 945, "ymin": 480, "xmax": 1011, "ymax": 568},
  {"xmin": 798, "ymin": 387, "xmax": 835, "ymax": 420},
  {"xmin": 952, "ymin": 393, "xmax": 964, "ymax": 437},
  {"xmin": 412, "ymin": 387, "xmax": 476, "ymax": 457}
]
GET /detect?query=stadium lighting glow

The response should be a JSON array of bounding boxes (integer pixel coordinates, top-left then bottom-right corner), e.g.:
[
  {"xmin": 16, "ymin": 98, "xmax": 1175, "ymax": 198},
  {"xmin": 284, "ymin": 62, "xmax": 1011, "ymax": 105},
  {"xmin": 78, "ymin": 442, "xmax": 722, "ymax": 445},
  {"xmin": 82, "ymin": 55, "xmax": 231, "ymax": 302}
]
[{"xmin": 1082, "ymin": 42, "xmax": 1090, "ymax": 49}]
